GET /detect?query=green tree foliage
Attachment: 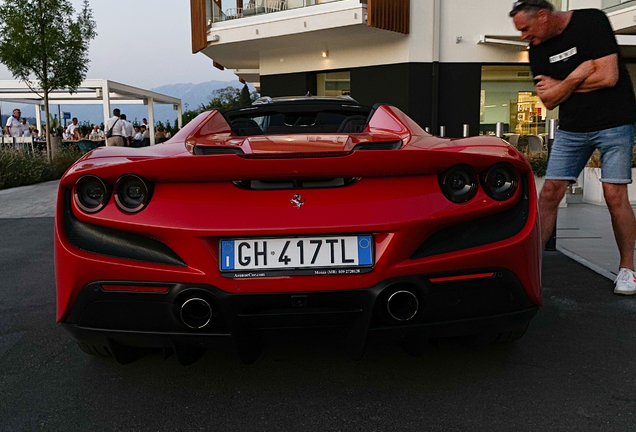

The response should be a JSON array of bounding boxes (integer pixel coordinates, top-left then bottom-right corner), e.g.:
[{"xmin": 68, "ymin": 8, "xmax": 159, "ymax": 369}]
[
  {"xmin": 0, "ymin": 0, "xmax": 96, "ymax": 157},
  {"xmin": 239, "ymin": 84, "xmax": 251, "ymax": 107},
  {"xmin": 79, "ymin": 120, "xmax": 91, "ymax": 137},
  {"xmin": 174, "ymin": 86, "xmax": 261, "ymax": 130},
  {"xmin": 199, "ymin": 86, "xmax": 260, "ymax": 111},
  {"xmin": 48, "ymin": 114, "xmax": 61, "ymax": 131},
  {"xmin": 179, "ymin": 110, "xmax": 201, "ymax": 129}
]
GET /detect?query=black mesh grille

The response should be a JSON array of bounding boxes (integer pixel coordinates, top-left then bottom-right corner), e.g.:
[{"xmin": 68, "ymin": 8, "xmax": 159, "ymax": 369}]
[
  {"xmin": 352, "ymin": 141, "xmax": 402, "ymax": 151},
  {"xmin": 64, "ymin": 191, "xmax": 187, "ymax": 267},
  {"xmin": 194, "ymin": 147, "xmax": 244, "ymax": 155},
  {"xmin": 411, "ymin": 178, "xmax": 530, "ymax": 260},
  {"xmin": 233, "ymin": 178, "xmax": 359, "ymax": 191}
]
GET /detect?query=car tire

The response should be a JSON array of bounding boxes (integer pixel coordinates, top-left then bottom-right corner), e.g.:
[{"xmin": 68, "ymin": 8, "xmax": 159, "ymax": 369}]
[{"xmin": 77, "ymin": 342, "xmax": 112, "ymax": 358}]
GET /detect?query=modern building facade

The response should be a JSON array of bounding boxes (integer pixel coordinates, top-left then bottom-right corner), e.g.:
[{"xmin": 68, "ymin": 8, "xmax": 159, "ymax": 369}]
[{"xmin": 190, "ymin": 0, "xmax": 636, "ymax": 137}]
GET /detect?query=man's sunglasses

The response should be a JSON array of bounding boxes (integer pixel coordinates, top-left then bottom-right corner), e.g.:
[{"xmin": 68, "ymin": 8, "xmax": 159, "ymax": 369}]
[{"xmin": 512, "ymin": 0, "xmax": 553, "ymax": 10}]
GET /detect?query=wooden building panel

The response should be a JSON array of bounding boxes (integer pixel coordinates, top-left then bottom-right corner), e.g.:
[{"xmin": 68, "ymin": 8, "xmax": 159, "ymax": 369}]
[
  {"xmin": 190, "ymin": 0, "xmax": 208, "ymax": 53},
  {"xmin": 367, "ymin": 0, "xmax": 410, "ymax": 35}
]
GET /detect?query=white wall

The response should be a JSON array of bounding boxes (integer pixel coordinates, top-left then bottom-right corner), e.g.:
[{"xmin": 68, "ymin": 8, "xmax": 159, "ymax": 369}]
[
  {"xmin": 259, "ymin": 28, "xmax": 411, "ymax": 75},
  {"xmin": 259, "ymin": 0, "xmax": 530, "ymax": 76},
  {"xmin": 569, "ymin": 0, "xmax": 603, "ymax": 9},
  {"xmin": 406, "ymin": 0, "xmax": 436, "ymax": 63},
  {"xmin": 439, "ymin": 0, "xmax": 529, "ymax": 63},
  {"xmin": 210, "ymin": 0, "xmax": 535, "ymax": 77}
]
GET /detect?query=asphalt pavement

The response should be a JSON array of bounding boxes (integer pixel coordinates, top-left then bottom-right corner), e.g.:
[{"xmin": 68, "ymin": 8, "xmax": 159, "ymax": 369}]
[
  {"xmin": 1, "ymin": 210, "xmax": 636, "ymax": 430},
  {"xmin": 0, "ymin": 180, "xmax": 59, "ymax": 219}
]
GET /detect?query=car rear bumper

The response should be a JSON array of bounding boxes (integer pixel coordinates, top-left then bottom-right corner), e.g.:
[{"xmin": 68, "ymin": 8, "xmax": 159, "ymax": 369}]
[{"xmin": 61, "ymin": 268, "xmax": 539, "ymax": 364}]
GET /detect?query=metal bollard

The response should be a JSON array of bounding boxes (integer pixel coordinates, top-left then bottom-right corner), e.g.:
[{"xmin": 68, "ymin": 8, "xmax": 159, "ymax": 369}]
[
  {"xmin": 545, "ymin": 118, "xmax": 558, "ymax": 252},
  {"xmin": 548, "ymin": 118, "xmax": 558, "ymax": 141},
  {"xmin": 462, "ymin": 124, "xmax": 470, "ymax": 138},
  {"xmin": 439, "ymin": 126, "xmax": 446, "ymax": 137},
  {"xmin": 495, "ymin": 122, "xmax": 504, "ymax": 138}
]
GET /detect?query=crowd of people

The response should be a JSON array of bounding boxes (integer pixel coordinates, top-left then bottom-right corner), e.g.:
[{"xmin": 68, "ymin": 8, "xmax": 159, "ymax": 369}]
[
  {"xmin": 104, "ymin": 109, "xmax": 172, "ymax": 147},
  {"xmin": 2, "ymin": 109, "xmax": 40, "ymax": 139},
  {"xmin": 3, "ymin": 108, "xmax": 175, "ymax": 146}
]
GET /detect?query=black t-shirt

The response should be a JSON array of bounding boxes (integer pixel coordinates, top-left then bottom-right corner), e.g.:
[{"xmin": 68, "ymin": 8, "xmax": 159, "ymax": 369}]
[{"xmin": 529, "ymin": 9, "xmax": 636, "ymax": 132}]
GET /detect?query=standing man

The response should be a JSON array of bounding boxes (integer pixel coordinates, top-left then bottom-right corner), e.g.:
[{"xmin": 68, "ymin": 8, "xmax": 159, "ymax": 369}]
[
  {"xmin": 511, "ymin": 1, "xmax": 636, "ymax": 295},
  {"xmin": 19, "ymin": 117, "xmax": 30, "ymax": 137},
  {"xmin": 4, "ymin": 108, "xmax": 22, "ymax": 137},
  {"xmin": 120, "ymin": 114, "xmax": 134, "ymax": 146},
  {"xmin": 105, "ymin": 109, "xmax": 127, "ymax": 147}
]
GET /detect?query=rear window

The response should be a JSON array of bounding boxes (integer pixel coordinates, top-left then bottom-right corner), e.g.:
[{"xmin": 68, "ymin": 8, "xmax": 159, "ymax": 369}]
[{"xmin": 224, "ymin": 104, "xmax": 372, "ymax": 136}]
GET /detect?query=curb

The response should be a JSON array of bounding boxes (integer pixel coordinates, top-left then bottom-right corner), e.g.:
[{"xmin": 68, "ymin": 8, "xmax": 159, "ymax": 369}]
[{"xmin": 557, "ymin": 245, "xmax": 616, "ymax": 282}]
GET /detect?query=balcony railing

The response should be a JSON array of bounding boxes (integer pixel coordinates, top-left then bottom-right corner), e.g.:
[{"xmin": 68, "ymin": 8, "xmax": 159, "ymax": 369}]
[
  {"xmin": 603, "ymin": 0, "xmax": 636, "ymax": 10},
  {"xmin": 191, "ymin": 0, "xmax": 408, "ymax": 52},
  {"xmin": 206, "ymin": 0, "xmax": 357, "ymax": 25}
]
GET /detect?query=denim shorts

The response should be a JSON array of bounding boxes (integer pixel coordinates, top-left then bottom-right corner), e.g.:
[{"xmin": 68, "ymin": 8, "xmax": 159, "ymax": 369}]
[{"xmin": 546, "ymin": 124, "xmax": 635, "ymax": 184}]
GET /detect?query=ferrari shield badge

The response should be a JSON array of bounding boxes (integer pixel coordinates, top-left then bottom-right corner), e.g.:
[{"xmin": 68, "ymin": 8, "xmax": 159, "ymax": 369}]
[{"xmin": 291, "ymin": 194, "xmax": 305, "ymax": 209}]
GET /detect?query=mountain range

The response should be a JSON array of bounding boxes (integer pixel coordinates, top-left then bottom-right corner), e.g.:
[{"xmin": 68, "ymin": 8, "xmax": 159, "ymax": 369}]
[{"xmin": 1, "ymin": 79, "xmax": 252, "ymax": 128}]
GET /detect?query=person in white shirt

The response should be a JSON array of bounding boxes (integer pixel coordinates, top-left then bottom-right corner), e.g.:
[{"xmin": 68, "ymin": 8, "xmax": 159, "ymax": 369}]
[
  {"xmin": 89, "ymin": 125, "xmax": 105, "ymax": 141},
  {"xmin": 62, "ymin": 127, "xmax": 72, "ymax": 141},
  {"xmin": 105, "ymin": 109, "xmax": 127, "ymax": 147},
  {"xmin": 140, "ymin": 125, "xmax": 150, "ymax": 140},
  {"xmin": 142, "ymin": 118, "xmax": 150, "ymax": 130},
  {"xmin": 5, "ymin": 109, "xmax": 23, "ymax": 137},
  {"xmin": 120, "ymin": 114, "xmax": 134, "ymax": 143},
  {"xmin": 20, "ymin": 118, "xmax": 30, "ymax": 136},
  {"xmin": 22, "ymin": 126, "xmax": 33, "ymax": 138},
  {"xmin": 66, "ymin": 118, "xmax": 80, "ymax": 140},
  {"xmin": 164, "ymin": 129, "xmax": 172, "ymax": 139},
  {"xmin": 133, "ymin": 126, "xmax": 142, "ymax": 141}
]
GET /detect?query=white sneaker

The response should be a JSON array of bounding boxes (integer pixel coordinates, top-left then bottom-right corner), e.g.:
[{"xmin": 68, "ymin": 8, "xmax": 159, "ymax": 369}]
[{"xmin": 614, "ymin": 268, "xmax": 636, "ymax": 296}]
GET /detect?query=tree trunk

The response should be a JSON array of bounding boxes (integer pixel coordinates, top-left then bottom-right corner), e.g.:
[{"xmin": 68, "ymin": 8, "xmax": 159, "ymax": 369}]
[{"xmin": 43, "ymin": 91, "xmax": 51, "ymax": 160}]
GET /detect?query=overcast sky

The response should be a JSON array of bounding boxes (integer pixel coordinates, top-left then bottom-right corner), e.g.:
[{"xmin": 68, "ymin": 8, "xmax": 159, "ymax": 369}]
[{"xmin": 0, "ymin": 0, "xmax": 238, "ymax": 89}]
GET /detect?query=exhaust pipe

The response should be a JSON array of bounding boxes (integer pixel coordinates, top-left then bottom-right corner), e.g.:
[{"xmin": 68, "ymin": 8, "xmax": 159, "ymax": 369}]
[
  {"xmin": 180, "ymin": 297, "xmax": 213, "ymax": 329},
  {"xmin": 387, "ymin": 290, "xmax": 420, "ymax": 322}
]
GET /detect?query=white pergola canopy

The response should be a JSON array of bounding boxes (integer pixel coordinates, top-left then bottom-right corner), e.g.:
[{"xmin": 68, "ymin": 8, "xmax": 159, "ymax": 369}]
[{"xmin": 0, "ymin": 79, "xmax": 183, "ymax": 146}]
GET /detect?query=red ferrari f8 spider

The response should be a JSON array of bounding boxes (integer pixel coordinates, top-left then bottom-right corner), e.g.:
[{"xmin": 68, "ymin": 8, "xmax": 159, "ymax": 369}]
[{"xmin": 55, "ymin": 96, "xmax": 542, "ymax": 365}]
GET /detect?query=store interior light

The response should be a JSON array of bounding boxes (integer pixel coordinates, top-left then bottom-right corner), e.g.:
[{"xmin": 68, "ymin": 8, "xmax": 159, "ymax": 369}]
[{"xmin": 322, "ymin": 51, "xmax": 329, "ymax": 58}]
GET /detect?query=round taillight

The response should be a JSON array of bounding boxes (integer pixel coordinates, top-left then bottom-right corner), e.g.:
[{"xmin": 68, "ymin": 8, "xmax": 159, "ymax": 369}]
[
  {"xmin": 482, "ymin": 163, "xmax": 518, "ymax": 201},
  {"xmin": 114, "ymin": 174, "xmax": 152, "ymax": 213},
  {"xmin": 74, "ymin": 175, "xmax": 109, "ymax": 213},
  {"xmin": 440, "ymin": 165, "xmax": 478, "ymax": 203}
]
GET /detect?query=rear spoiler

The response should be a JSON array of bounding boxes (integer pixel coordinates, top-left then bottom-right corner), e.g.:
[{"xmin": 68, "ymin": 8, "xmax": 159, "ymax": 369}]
[{"xmin": 185, "ymin": 105, "xmax": 429, "ymax": 155}]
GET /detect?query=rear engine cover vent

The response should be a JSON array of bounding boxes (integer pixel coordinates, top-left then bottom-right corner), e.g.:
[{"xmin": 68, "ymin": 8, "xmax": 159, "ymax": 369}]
[
  {"xmin": 194, "ymin": 147, "xmax": 244, "ymax": 155},
  {"xmin": 352, "ymin": 141, "xmax": 402, "ymax": 151},
  {"xmin": 233, "ymin": 178, "xmax": 359, "ymax": 191}
]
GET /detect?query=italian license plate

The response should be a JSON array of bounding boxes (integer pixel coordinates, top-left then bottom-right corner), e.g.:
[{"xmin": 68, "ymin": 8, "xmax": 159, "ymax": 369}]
[{"xmin": 220, "ymin": 235, "xmax": 373, "ymax": 277}]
